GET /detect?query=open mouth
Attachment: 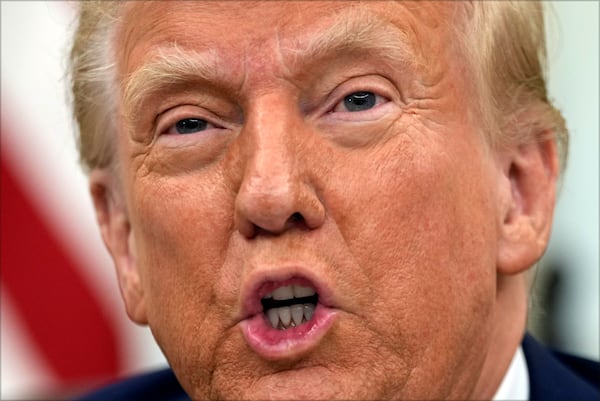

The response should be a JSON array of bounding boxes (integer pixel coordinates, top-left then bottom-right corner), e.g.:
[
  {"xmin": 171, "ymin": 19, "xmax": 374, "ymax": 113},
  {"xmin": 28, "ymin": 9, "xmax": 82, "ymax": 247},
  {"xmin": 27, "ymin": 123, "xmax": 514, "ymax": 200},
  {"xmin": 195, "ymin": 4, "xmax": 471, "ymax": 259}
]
[
  {"xmin": 240, "ymin": 274, "xmax": 337, "ymax": 359},
  {"xmin": 261, "ymin": 285, "xmax": 318, "ymax": 330}
]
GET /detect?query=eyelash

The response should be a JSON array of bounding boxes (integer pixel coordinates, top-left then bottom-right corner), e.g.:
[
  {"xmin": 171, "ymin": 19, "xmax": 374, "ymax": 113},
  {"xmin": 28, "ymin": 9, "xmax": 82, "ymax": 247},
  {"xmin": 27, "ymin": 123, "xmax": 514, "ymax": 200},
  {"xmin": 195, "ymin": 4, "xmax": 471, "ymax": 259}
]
[
  {"xmin": 322, "ymin": 89, "xmax": 392, "ymax": 124},
  {"xmin": 156, "ymin": 105, "xmax": 224, "ymax": 137},
  {"xmin": 330, "ymin": 91, "xmax": 388, "ymax": 113},
  {"xmin": 321, "ymin": 76, "xmax": 396, "ymax": 116}
]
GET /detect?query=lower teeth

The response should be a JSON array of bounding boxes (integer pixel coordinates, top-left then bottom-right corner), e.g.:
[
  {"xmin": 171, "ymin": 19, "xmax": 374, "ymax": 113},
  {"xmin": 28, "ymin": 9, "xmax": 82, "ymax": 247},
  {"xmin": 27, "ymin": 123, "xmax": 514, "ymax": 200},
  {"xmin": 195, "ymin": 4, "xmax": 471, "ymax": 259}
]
[{"xmin": 266, "ymin": 303, "xmax": 315, "ymax": 330}]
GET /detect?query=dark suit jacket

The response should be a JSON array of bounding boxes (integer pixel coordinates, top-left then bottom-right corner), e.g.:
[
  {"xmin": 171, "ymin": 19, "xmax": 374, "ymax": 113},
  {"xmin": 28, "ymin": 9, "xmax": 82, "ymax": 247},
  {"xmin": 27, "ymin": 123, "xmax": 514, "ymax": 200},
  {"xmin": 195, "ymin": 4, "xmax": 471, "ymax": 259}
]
[
  {"xmin": 77, "ymin": 334, "xmax": 599, "ymax": 401},
  {"xmin": 522, "ymin": 334, "xmax": 599, "ymax": 400}
]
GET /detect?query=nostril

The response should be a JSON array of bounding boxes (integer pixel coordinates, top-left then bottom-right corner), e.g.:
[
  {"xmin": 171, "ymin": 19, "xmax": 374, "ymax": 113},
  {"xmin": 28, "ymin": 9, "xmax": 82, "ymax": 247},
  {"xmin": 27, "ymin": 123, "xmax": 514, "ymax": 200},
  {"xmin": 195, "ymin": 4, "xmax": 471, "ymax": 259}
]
[
  {"xmin": 242, "ymin": 212, "xmax": 307, "ymax": 237},
  {"xmin": 280, "ymin": 211, "xmax": 308, "ymax": 233}
]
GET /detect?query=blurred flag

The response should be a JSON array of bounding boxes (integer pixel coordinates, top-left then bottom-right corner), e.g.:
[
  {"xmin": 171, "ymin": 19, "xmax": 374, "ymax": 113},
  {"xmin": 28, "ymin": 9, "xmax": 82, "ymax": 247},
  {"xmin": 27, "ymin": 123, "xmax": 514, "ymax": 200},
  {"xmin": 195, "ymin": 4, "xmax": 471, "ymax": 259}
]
[
  {"xmin": 1, "ymin": 134, "xmax": 120, "ymax": 395},
  {"xmin": 0, "ymin": 2, "xmax": 165, "ymax": 399}
]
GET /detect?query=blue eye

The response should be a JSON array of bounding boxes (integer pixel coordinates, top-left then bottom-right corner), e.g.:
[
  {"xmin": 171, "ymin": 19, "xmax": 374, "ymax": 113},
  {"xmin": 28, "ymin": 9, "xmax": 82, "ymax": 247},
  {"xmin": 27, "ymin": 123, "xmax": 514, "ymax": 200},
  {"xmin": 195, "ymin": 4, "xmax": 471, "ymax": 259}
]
[
  {"xmin": 175, "ymin": 118, "xmax": 209, "ymax": 134},
  {"xmin": 343, "ymin": 92, "xmax": 376, "ymax": 112}
]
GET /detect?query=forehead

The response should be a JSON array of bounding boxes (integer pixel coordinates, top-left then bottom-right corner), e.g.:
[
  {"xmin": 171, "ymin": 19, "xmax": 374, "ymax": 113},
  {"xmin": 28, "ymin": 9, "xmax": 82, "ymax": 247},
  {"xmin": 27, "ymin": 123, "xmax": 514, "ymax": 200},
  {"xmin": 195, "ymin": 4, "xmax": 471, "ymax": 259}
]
[{"xmin": 116, "ymin": 1, "xmax": 461, "ymax": 78}]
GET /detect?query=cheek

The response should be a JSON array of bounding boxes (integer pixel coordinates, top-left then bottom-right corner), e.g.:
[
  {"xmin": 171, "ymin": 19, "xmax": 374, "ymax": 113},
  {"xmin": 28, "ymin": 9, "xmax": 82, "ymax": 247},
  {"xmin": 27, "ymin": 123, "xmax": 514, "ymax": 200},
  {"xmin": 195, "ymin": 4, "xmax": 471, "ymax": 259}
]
[
  {"xmin": 132, "ymin": 173, "xmax": 228, "ymax": 287},
  {"xmin": 329, "ymin": 132, "xmax": 498, "ymax": 375},
  {"xmin": 127, "ymin": 171, "xmax": 235, "ymax": 372}
]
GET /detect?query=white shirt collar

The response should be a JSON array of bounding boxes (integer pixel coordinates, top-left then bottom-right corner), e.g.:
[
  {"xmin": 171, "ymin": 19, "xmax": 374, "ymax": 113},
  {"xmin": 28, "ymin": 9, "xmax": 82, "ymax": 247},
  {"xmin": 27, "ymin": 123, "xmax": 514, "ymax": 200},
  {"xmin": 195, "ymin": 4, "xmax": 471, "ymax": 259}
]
[{"xmin": 492, "ymin": 345, "xmax": 530, "ymax": 400}]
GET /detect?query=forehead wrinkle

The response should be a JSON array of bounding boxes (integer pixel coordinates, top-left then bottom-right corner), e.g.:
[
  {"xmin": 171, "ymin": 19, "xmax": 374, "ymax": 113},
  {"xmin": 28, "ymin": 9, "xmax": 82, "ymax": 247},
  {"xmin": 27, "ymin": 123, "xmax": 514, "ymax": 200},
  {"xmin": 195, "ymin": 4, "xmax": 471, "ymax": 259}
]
[
  {"xmin": 121, "ymin": 3, "xmax": 434, "ymax": 121},
  {"xmin": 278, "ymin": 6, "xmax": 423, "ymax": 74}
]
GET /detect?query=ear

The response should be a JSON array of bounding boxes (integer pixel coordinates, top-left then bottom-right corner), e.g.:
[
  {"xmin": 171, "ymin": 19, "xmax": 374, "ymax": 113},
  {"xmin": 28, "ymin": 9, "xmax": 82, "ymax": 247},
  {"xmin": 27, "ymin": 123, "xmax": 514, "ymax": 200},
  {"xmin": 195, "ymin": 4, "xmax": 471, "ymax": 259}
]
[
  {"xmin": 496, "ymin": 135, "xmax": 559, "ymax": 275},
  {"xmin": 89, "ymin": 169, "xmax": 148, "ymax": 324}
]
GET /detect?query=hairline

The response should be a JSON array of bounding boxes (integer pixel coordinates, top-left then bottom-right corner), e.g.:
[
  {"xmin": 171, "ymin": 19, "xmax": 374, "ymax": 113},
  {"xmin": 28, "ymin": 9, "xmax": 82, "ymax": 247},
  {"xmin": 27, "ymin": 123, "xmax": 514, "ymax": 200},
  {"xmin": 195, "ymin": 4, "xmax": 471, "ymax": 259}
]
[{"xmin": 120, "ymin": 6, "xmax": 423, "ymax": 127}]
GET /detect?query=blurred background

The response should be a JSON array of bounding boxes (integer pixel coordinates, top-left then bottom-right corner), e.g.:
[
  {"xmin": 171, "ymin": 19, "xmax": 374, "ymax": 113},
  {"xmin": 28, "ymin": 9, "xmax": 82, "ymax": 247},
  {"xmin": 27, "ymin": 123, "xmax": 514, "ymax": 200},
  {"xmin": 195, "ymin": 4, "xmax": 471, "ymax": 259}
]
[{"xmin": 1, "ymin": 1, "xmax": 598, "ymax": 399}]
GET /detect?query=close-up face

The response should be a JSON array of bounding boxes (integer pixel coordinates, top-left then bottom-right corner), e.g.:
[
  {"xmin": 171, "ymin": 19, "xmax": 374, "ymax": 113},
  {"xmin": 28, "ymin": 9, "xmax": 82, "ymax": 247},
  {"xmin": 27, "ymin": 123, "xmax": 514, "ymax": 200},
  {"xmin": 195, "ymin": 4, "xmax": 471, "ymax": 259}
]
[{"xmin": 105, "ymin": 2, "xmax": 516, "ymax": 399}]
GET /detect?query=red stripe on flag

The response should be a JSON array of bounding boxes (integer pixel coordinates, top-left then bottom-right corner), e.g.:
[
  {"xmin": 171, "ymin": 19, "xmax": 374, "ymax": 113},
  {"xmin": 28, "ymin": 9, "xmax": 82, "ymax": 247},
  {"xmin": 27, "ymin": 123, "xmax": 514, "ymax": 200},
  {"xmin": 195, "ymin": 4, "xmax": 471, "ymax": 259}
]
[{"xmin": 1, "ymin": 144, "xmax": 121, "ymax": 383}]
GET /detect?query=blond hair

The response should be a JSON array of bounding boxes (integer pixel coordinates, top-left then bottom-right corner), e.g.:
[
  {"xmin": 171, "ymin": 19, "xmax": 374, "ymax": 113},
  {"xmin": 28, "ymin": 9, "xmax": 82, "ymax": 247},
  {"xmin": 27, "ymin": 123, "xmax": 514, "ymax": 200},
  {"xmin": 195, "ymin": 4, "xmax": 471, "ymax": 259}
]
[
  {"xmin": 69, "ymin": 1, "xmax": 567, "ymax": 173},
  {"xmin": 69, "ymin": 2, "xmax": 120, "ymax": 172},
  {"xmin": 461, "ymin": 2, "xmax": 567, "ymax": 169}
]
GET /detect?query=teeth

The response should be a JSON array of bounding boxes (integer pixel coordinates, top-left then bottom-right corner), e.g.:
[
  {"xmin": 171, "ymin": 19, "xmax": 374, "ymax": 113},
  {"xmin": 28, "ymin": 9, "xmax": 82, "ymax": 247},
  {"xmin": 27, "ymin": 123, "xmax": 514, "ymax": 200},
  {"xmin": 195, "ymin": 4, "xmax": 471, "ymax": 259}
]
[
  {"xmin": 263, "ymin": 284, "xmax": 319, "ymax": 330},
  {"xmin": 266, "ymin": 304, "xmax": 318, "ymax": 330},
  {"xmin": 269, "ymin": 285, "xmax": 316, "ymax": 301},
  {"xmin": 267, "ymin": 308, "xmax": 279, "ymax": 328},
  {"xmin": 278, "ymin": 307, "xmax": 291, "ymax": 326},
  {"xmin": 291, "ymin": 304, "xmax": 304, "ymax": 326},
  {"xmin": 293, "ymin": 285, "xmax": 316, "ymax": 298},
  {"xmin": 272, "ymin": 286, "xmax": 294, "ymax": 300},
  {"xmin": 304, "ymin": 303, "xmax": 315, "ymax": 321}
]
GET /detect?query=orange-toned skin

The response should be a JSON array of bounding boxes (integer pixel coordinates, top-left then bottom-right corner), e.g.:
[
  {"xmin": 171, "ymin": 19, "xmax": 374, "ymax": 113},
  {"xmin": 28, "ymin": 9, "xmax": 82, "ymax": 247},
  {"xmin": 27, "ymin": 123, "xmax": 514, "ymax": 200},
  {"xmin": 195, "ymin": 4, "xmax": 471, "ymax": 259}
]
[{"xmin": 90, "ymin": 2, "xmax": 558, "ymax": 399}]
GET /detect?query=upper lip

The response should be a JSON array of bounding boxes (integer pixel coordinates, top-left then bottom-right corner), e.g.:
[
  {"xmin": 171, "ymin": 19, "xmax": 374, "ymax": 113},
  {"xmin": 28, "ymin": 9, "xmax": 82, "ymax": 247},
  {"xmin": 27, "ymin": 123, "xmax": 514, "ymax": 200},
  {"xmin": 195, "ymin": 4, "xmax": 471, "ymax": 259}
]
[{"xmin": 238, "ymin": 265, "xmax": 335, "ymax": 322}]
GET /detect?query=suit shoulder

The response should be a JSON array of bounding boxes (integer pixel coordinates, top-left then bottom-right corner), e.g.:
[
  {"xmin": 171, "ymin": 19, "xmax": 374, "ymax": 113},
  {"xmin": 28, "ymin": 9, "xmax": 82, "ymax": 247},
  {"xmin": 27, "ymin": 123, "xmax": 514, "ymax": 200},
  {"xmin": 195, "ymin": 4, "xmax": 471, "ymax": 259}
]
[
  {"xmin": 554, "ymin": 349, "xmax": 600, "ymax": 390},
  {"xmin": 523, "ymin": 334, "xmax": 599, "ymax": 401}
]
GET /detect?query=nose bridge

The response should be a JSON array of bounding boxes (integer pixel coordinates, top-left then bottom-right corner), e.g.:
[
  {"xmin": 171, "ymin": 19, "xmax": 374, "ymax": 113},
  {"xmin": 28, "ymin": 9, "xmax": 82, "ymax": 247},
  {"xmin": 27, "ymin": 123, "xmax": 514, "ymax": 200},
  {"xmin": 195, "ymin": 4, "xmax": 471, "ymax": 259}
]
[
  {"xmin": 234, "ymin": 92, "xmax": 308, "ymax": 236},
  {"xmin": 242, "ymin": 92, "xmax": 298, "ymax": 195}
]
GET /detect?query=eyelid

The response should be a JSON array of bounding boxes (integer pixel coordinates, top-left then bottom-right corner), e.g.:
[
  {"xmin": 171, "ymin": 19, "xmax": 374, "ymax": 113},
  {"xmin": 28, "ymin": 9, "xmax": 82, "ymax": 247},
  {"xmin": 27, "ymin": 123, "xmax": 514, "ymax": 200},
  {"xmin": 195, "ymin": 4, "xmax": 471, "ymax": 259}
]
[
  {"xmin": 319, "ymin": 75, "xmax": 400, "ymax": 116},
  {"xmin": 154, "ymin": 104, "xmax": 225, "ymax": 136},
  {"xmin": 331, "ymin": 91, "xmax": 387, "ymax": 113}
]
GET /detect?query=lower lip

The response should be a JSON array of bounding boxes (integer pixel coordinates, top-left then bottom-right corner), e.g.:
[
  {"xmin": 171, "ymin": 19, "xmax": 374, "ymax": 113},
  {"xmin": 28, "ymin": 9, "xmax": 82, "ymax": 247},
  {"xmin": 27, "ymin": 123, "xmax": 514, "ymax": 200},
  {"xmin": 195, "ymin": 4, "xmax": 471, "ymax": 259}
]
[{"xmin": 240, "ymin": 304, "xmax": 337, "ymax": 360}]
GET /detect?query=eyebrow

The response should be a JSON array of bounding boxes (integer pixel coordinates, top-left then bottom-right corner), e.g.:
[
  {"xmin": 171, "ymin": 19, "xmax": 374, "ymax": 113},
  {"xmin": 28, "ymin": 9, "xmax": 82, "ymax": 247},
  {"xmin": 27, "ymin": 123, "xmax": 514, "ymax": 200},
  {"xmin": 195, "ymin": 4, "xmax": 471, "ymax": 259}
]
[
  {"xmin": 122, "ymin": 46, "xmax": 225, "ymax": 120},
  {"xmin": 121, "ymin": 6, "xmax": 420, "ymax": 117}
]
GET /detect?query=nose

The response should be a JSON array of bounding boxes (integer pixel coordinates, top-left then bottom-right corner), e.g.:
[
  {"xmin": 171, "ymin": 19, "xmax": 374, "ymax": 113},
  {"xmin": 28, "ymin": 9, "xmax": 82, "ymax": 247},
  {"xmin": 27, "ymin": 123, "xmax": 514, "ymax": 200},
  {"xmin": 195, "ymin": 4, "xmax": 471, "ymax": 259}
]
[{"xmin": 234, "ymin": 94, "xmax": 325, "ymax": 238}]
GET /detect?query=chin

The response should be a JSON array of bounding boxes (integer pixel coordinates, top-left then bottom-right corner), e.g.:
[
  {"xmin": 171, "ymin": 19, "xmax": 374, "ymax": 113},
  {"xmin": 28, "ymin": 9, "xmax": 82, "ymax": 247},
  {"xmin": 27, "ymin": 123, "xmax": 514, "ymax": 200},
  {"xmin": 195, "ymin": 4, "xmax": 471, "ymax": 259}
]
[{"xmin": 207, "ymin": 366, "xmax": 365, "ymax": 401}]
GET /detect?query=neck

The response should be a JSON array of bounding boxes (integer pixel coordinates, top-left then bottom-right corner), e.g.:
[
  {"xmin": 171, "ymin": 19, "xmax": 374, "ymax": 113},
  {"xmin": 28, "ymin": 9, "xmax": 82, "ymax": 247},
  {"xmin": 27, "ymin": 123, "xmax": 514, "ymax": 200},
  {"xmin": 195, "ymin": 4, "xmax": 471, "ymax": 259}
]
[{"xmin": 471, "ymin": 272, "xmax": 528, "ymax": 400}]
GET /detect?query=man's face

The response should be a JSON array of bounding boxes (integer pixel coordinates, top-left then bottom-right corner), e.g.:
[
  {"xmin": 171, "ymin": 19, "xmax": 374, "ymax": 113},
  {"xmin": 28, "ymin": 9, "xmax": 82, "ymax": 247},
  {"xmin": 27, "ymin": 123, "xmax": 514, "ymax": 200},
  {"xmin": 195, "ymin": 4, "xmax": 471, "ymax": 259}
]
[{"xmin": 112, "ymin": 2, "xmax": 506, "ymax": 399}]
